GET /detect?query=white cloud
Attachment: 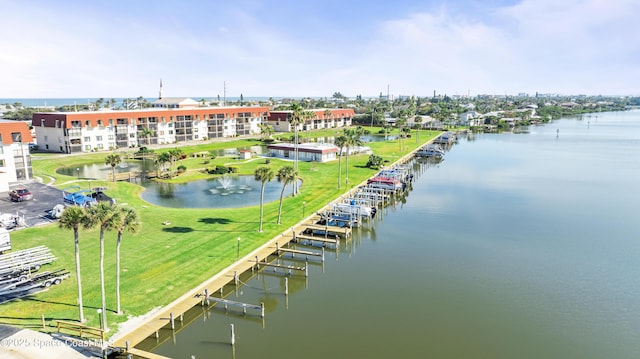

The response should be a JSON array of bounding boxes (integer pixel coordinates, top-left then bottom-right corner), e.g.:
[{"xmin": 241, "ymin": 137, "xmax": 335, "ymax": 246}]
[{"xmin": 0, "ymin": 0, "xmax": 638, "ymax": 98}]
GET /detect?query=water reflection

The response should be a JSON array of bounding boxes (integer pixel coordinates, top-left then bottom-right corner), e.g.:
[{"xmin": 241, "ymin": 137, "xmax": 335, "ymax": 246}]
[{"xmin": 140, "ymin": 176, "xmax": 301, "ymax": 208}]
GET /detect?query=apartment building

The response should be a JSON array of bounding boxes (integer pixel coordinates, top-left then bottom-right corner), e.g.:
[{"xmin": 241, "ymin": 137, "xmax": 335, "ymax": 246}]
[
  {"xmin": 32, "ymin": 102, "xmax": 269, "ymax": 153},
  {"xmin": 0, "ymin": 120, "xmax": 34, "ymax": 191}
]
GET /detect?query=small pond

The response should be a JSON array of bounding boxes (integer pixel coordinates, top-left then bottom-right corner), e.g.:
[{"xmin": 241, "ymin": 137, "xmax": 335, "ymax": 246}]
[
  {"xmin": 58, "ymin": 159, "xmax": 156, "ymax": 180},
  {"xmin": 139, "ymin": 175, "xmax": 301, "ymax": 208}
]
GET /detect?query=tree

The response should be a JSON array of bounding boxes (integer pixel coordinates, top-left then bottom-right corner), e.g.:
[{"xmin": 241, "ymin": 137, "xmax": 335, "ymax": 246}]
[
  {"xmin": 334, "ymin": 135, "xmax": 348, "ymax": 189},
  {"xmin": 84, "ymin": 202, "xmax": 121, "ymax": 332},
  {"xmin": 258, "ymin": 124, "xmax": 274, "ymax": 141},
  {"xmin": 167, "ymin": 148, "xmax": 185, "ymax": 176},
  {"xmin": 289, "ymin": 103, "xmax": 314, "ymax": 195},
  {"xmin": 342, "ymin": 128, "xmax": 362, "ymax": 186},
  {"xmin": 115, "ymin": 207, "xmax": 140, "ymax": 314},
  {"xmin": 414, "ymin": 116, "xmax": 423, "ymax": 142},
  {"xmin": 104, "ymin": 154, "xmax": 122, "ymax": 182},
  {"xmin": 59, "ymin": 206, "xmax": 88, "ymax": 323},
  {"xmin": 254, "ymin": 166, "xmax": 275, "ymax": 232},
  {"xmin": 276, "ymin": 166, "xmax": 297, "ymax": 224},
  {"xmin": 155, "ymin": 152, "xmax": 171, "ymax": 178},
  {"xmin": 139, "ymin": 128, "xmax": 154, "ymax": 146}
]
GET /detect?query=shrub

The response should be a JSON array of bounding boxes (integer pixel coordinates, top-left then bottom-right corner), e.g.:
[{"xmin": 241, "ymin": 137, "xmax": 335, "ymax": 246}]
[
  {"xmin": 366, "ymin": 154, "xmax": 384, "ymax": 170},
  {"xmin": 177, "ymin": 165, "xmax": 187, "ymax": 173}
]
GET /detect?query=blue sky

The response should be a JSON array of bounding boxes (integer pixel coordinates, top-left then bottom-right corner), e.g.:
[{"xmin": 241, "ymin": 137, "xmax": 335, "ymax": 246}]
[{"xmin": 1, "ymin": 0, "xmax": 638, "ymax": 98}]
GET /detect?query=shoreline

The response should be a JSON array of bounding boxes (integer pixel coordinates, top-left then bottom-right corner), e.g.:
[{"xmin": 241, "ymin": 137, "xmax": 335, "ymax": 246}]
[{"xmin": 108, "ymin": 136, "xmax": 432, "ymax": 355}]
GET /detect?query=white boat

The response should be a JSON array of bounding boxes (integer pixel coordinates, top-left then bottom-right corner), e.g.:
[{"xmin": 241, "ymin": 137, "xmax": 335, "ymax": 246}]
[{"xmin": 332, "ymin": 202, "xmax": 376, "ymax": 218}]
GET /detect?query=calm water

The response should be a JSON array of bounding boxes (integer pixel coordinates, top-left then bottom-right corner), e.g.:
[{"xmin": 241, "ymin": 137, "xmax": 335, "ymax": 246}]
[
  {"xmin": 142, "ymin": 111, "xmax": 639, "ymax": 358},
  {"xmin": 139, "ymin": 176, "xmax": 300, "ymax": 209}
]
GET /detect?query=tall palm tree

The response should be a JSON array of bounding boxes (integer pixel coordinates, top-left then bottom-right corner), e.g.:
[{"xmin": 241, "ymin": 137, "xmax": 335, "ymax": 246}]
[
  {"xmin": 104, "ymin": 154, "xmax": 122, "ymax": 182},
  {"xmin": 254, "ymin": 166, "xmax": 275, "ymax": 232},
  {"xmin": 85, "ymin": 202, "xmax": 120, "ymax": 332},
  {"xmin": 323, "ymin": 109, "xmax": 332, "ymax": 130},
  {"xmin": 289, "ymin": 103, "xmax": 314, "ymax": 196},
  {"xmin": 414, "ymin": 116, "xmax": 423, "ymax": 142},
  {"xmin": 343, "ymin": 128, "xmax": 362, "ymax": 186},
  {"xmin": 167, "ymin": 148, "xmax": 185, "ymax": 176},
  {"xmin": 59, "ymin": 206, "xmax": 88, "ymax": 323},
  {"xmin": 115, "ymin": 207, "xmax": 140, "ymax": 315},
  {"xmin": 139, "ymin": 128, "xmax": 154, "ymax": 146},
  {"xmin": 155, "ymin": 152, "xmax": 171, "ymax": 178},
  {"xmin": 276, "ymin": 166, "xmax": 297, "ymax": 224},
  {"xmin": 334, "ymin": 135, "xmax": 348, "ymax": 189}
]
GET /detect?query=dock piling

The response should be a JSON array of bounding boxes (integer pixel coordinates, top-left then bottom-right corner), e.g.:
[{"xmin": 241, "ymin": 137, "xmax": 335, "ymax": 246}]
[
  {"xmin": 230, "ymin": 324, "xmax": 235, "ymax": 345},
  {"xmin": 285, "ymin": 277, "xmax": 289, "ymax": 296},
  {"xmin": 170, "ymin": 312, "xmax": 175, "ymax": 330}
]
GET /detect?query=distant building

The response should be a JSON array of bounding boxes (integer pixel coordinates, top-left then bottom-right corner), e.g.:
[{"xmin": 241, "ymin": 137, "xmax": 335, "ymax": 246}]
[
  {"xmin": 0, "ymin": 120, "xmax": 34, "ymax": 191},
  {"xmin": 266, "ymin": 108, "xmax": 355, "ymax": 132},
  {"xmin": 151, "ymin": 97, "xmax": 199, "ymax": 109},
  {"xmin": 32, "ymin": 104, "xmax": 269, "ymax": 153},
  {"xmin": 267, "ymin": 143, "xmax": 338, "ymax": 162}
]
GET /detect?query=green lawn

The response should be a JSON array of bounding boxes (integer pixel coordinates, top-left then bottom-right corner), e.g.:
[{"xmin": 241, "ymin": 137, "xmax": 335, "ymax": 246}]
[{"xmin": 1, "ymin": 129, "xmax": 440, "ymax": 335}]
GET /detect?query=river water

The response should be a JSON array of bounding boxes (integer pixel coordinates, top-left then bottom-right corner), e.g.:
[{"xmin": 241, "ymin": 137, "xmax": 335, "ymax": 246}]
[{"xmin": 141, "ymin": 111, "xmax": 639, "ymax": 358}]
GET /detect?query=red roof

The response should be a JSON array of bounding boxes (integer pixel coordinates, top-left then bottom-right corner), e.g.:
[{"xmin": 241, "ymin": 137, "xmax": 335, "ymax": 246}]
[{"xmin": 0, "ymin": 121, "xmax": 33, "ymax": 144}]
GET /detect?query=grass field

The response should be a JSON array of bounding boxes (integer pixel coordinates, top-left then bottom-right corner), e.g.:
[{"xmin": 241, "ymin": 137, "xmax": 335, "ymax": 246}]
[{"xmin": 0, "ymin": 128, "xmax": 440, "ymax": 335}]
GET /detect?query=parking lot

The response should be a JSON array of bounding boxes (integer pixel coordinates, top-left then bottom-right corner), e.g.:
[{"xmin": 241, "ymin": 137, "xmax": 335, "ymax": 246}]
[{"xmin": 1, "ymin": 182, "xmax": 64, "ymax": 229}]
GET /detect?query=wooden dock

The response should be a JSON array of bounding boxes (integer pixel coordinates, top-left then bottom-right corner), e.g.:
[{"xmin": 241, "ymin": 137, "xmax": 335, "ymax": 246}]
[
  {"xmin": 109, "ymin": 133, "xmax": 440, "ymax": 355},
  {"xmin": 110, "ymin": 229, "xmax": 301, "ymax": 352},
  {"xmin": 126, "ymin": 347, "xmax": 171, "ymax": 359}
]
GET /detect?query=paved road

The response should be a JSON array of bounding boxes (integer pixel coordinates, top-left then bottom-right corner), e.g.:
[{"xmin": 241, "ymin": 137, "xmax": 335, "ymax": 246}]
[{"xmin": 1, "ymin": 182, "xmax": 64, "ymax": 229}]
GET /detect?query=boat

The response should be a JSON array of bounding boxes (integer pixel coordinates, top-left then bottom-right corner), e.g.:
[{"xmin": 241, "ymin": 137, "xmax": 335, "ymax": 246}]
[
  {"xmin": 332, "ymin": 202, "xmax": 377, "ymax": 218},
  {"xmin": 367, "ymin": 176, "xmax": 404, "ymax": 191},
  {"xmin": 62, "ymin": 187, "xmax": 97, "ymax": 207},
  {"xmin": 433, "ymin": 132, "xmax": 456, "ymax": 145},
  {"xmin": 416, "ymin": 144, "xmax": 445, "ymax": 158}
]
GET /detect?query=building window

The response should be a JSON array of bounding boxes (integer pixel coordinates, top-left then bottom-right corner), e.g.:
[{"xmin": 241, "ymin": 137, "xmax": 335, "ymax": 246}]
[
  {"xmin": 97, "ymin": 143, "xmax": 104, "ymax": 149},
  {"xmin": 85, "ymin": 145, "xmax": 91, "ymax": 151},
  {"xmin": 84, "ymin": 137, "xmax": 90, "ymax": 142},
  {"xmin": 96, "ymin": 136, "xmax": 103, "ymax": 141},
  {"xmin": 0, "ymin": 159, "xmax": 4, "ymax": 167},
  {"xmin": 108, "ymin": 135, "xmax": 114, "ymax": 140},
  {"xmin": 129, "ymin": 133, "xmax": 135, "ymax": 138},
  {"xmin": 86, "ymin": 120, "xmax": 91, "ymax": 127},
  {"xmin": 169, "ymin": 130, "xmax": 174, "ymax": 135},
  {"xmin": 159, "ymin": 131, "xmax": 164, "ymax": 136},
  {"xmin": 109, "ymin": 119, "xmax": 114, "ymax": 126}
]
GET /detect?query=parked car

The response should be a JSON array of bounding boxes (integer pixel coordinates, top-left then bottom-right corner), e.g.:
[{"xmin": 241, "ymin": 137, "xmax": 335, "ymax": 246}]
[{"xmin": 9, "ymin": 188, "xmax": 33, "ymax": 202}]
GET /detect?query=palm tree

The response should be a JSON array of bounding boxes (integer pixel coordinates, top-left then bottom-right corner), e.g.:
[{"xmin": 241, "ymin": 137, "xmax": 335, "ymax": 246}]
[
  {"xmin": 59, "ymin": 206, "xmax": 88, "ymax": 323},
  {"xmin": 414, "ymin": 116, "xmax": 423, "ymax": 142},
  {"xmin": 168, "ymin": 148, "xmax": 185, "ymax": 176},
  {"xmin": 155, "ymin": 152, "xmax": 171, "ymax": 178},
  {"xmin": 104, "ymin": 154, "xmax": 122, "ymax": 182},
  {"xmin": 276, "ymin": 166, "xmax": 297, "ymax": 224},
  {"xmin": 85, "ymin": 202, "xmax": 120, "ymax": 332},
  {"xmin": 323, "ymin": 109, "xmax": 332, "ymax": 130},
  {"xmin": 115, "ymin": 207, "xmax": 140, "ymax": 315},
  {"xmin": 289, "ymin": 103, "xmax": 314, "ymax": 196},
  {"xmin": 254, "ymin": 166, "xmax": 275, "ymax": 232},
  {"xmin": 139, "ymin": 128, "xmax": 154, "ymax": 146},
  {"xmin": 334, "ymin": 135, "xmax": 348, "ymax": 189},
  {"xmin": 343, "ymin": 128, "xmax": 362, "ymax": 187}
]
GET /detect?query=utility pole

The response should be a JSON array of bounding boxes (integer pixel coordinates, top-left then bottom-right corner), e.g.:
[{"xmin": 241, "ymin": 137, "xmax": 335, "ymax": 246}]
[{"xmin": 223, "ymin": 81, "xmax": 227, "ymax": 106}]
